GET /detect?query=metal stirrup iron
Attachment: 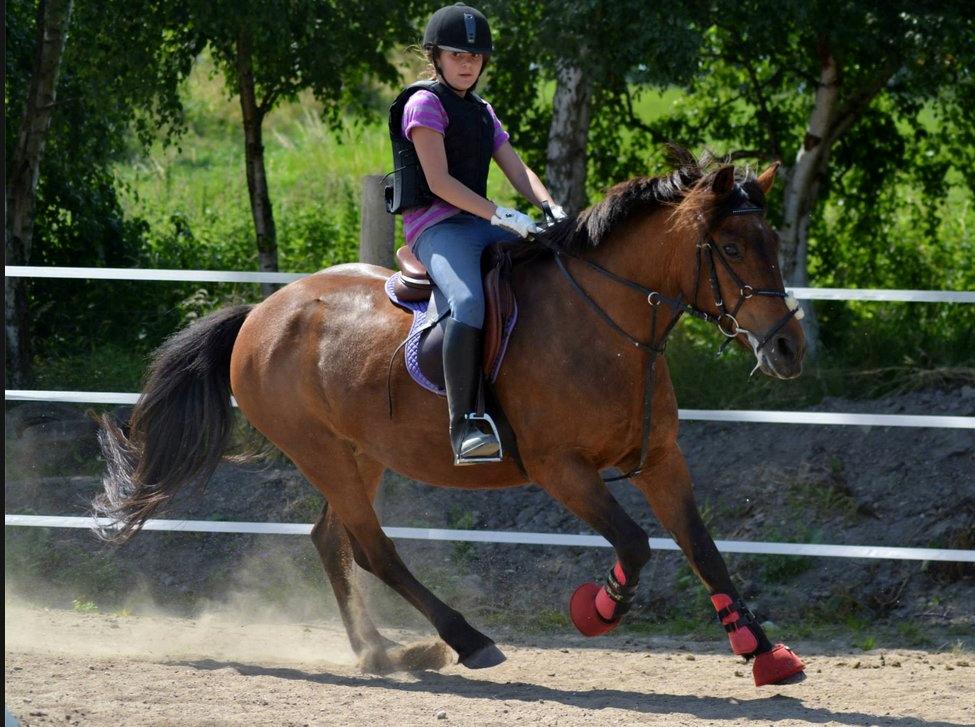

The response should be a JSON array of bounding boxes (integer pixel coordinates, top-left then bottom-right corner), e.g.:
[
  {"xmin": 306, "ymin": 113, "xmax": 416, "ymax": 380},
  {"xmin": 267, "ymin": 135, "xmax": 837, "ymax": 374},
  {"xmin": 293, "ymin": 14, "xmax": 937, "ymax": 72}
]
[{"xmin": 456, "ymin": 378, "xmax": 503, "ymax": 465}]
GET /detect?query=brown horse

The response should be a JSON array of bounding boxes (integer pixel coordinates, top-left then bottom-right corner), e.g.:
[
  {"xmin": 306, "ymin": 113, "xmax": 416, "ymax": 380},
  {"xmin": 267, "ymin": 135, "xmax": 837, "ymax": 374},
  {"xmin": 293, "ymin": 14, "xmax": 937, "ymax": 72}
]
[{"xmin": 94, "ymin": 150, "xmax": 807, "ymax": 686}]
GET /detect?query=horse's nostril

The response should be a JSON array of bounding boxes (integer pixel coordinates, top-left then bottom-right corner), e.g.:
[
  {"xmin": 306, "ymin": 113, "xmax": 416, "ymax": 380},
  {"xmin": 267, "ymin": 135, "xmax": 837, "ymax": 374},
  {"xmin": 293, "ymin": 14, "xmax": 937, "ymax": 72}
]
[{"xmin": 776, "ymin": 335, "xmax": 794, "ymax": 360}]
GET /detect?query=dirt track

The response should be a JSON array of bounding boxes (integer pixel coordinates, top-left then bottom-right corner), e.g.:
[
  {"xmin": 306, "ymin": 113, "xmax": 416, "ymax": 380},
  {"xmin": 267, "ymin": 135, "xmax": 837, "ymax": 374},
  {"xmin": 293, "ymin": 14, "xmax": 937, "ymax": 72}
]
[{"xmin": 4, "ymin": 605, "xmax": 973, "ymax": 727}]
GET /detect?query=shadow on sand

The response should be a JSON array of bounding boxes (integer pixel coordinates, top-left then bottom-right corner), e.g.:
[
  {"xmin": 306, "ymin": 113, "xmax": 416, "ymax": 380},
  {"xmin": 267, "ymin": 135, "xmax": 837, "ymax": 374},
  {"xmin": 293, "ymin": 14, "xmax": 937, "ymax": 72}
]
[{"xmin": 172, "ymin": 658, "xmax": 964, "ymax": 727}]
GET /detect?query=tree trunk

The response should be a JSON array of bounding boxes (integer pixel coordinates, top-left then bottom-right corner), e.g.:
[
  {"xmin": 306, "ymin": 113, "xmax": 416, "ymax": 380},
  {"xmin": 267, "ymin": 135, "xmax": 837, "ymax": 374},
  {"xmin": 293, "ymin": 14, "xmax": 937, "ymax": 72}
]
[
  {"xmin": 778, "ymin": 46, "xmax": 838, "ymax": 356},
  {"xmin": 236, "ymin": 30, "xmax": 278, "ymax": 299},
  {"xmin": 545, "ymin": 60, "xmax": 592, "ymax": 215},
  {"xmin": 5, "ymin": 0, "xmax": 74, "ymax": 387}
]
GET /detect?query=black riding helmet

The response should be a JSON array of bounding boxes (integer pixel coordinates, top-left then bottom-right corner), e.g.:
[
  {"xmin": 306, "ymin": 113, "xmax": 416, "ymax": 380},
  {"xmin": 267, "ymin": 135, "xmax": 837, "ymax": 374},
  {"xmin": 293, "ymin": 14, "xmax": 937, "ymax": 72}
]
[{"xmin": 423, "ymin": 3, "xmax": 493, "ymax": 55}]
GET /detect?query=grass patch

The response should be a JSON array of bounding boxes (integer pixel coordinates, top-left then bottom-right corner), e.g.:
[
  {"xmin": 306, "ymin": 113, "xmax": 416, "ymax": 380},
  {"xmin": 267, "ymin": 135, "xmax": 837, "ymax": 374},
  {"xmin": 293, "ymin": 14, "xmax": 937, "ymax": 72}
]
[
  {"xmin": 33, "ymin": 342, "xmax": 149, "ymax": 393},
  {"xmin": 6, "ymin": 528, "xmax": 124, "ymax": 609},
  {"xmin": 73, "ymin": 598, "xmax": 99, "ymax": 614}
]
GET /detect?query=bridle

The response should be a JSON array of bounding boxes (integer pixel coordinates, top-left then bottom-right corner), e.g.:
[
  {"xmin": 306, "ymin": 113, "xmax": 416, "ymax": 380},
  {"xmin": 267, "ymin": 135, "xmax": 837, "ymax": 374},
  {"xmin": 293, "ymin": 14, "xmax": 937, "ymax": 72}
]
[
  {"xmin": 537, "ymin": 187, "xmax": 800, "ymax": 482},
  {"xmin": 697, "ymin": 218, "xmax": 798, "ymax": 357}
]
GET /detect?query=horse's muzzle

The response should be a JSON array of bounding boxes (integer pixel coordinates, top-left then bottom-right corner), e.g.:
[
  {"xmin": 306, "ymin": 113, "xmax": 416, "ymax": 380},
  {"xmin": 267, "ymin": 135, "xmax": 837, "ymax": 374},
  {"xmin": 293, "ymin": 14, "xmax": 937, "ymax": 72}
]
[{"xmin": 760, "ymin": 331, "xmax": 804, "ymax": 380}]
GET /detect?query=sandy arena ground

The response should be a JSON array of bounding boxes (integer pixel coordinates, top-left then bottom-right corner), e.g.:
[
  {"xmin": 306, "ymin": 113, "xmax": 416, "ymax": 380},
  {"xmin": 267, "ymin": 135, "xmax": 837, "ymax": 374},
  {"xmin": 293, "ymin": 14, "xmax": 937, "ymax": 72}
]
[{"xmin": 4, "ymin": 604, "xmax": 973, "ymax": 727}]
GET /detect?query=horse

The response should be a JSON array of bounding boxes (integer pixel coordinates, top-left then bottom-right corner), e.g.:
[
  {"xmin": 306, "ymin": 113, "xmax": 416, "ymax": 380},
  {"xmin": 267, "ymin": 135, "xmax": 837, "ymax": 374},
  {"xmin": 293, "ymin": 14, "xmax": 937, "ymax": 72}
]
[{"xmin": 93, "ymin": 149, "xmax": 807, "ymax": 687}]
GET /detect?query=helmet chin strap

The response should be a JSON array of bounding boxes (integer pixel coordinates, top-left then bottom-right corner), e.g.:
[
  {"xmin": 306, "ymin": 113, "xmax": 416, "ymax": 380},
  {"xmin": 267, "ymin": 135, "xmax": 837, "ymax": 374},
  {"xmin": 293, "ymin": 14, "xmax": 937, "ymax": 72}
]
[{"xmin": 434, "ymin": 57, "xmax": 482, "ymax": 94}]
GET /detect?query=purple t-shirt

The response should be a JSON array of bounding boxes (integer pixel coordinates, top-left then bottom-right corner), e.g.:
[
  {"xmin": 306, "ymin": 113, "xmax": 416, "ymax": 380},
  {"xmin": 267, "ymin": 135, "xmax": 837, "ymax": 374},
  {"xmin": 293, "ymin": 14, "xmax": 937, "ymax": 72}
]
[{"xmin": 401, "ymin": 89, "xmax": 510, "ymax": 247}]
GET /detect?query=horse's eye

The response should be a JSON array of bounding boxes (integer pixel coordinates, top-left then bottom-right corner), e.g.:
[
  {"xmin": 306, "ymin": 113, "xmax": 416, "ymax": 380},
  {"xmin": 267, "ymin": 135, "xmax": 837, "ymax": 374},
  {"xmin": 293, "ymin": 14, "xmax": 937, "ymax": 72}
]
[{"xmin": 723, "ymin": 243, "xmax": 742, "ymax": 259}]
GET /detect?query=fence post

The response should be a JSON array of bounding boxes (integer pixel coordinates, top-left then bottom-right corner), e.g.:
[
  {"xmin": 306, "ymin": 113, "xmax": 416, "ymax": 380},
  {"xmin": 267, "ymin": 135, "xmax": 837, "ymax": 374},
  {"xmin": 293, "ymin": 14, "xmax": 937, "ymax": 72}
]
[{"xmin": 359, "ymin": 175, "xmax": 395, "ymax": 268}]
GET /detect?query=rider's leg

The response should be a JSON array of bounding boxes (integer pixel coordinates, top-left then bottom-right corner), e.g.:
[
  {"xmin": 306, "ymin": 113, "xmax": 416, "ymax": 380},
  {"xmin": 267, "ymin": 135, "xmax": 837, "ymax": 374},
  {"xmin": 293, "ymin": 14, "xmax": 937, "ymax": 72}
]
[
  {"xmin": 414, "ymin": 215, "xmax": 515, "ymax": 463},
  {"xmin": 442, "ymin": 318, "xmax": 497, "ymax": 459}
]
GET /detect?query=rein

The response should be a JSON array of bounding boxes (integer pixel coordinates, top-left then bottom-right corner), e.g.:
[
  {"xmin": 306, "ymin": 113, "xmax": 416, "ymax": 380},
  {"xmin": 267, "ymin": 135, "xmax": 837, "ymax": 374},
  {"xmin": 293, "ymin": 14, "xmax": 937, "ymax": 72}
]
[{"xmin": 537, "ymin": 198, "xmax": 798, "ymax": 482}]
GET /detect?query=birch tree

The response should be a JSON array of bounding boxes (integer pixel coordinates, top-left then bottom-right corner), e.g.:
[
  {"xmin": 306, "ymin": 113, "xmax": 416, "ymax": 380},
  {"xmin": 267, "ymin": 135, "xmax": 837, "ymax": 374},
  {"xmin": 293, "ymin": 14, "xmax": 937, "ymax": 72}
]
[
  {"xmin": 486, "ymin": 0, "xmax": 700, "ymax": 213},
  {"xmin": 5, "ymin": 0, "xmax": 73, "ymax": 386},
  {"xmin": 5, "ymin": 0, "xmax": 196, "ymax": 385},
  {"xmin": 645, "ymin": 0, "xmax": 974, "ymax": 353}
]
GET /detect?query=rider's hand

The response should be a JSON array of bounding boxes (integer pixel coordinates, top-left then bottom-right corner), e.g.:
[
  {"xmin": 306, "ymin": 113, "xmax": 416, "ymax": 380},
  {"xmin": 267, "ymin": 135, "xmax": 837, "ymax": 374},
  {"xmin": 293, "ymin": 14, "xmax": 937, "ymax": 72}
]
[
  {"xmin": 548, "ymin": 202, "xmax": 568, "ymax": 220},
  {"xmin": 491, "ymin": 206, "xmax": 539, "ymax": 239}
]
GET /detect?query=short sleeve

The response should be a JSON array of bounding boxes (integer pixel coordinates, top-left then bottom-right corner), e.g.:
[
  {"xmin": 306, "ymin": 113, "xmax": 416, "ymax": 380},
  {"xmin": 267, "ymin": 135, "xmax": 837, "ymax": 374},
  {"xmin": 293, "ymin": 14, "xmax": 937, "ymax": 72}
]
[
  {"xmin": 402, "ymin": 90, "xmax": 448, "ymax": 140},
  {"xmin": 485, "ymin": 102, "xmax": 510, "ymax": 152}
]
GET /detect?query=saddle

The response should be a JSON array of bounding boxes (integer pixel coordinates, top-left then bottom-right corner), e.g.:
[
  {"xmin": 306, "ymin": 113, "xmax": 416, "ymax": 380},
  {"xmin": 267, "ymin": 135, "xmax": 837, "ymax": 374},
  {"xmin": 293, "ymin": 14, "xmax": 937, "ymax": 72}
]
[
  {"xmin": 390, "ymin": 244, "xmax": 518, "ymax": 386},
  {"xmin": 384, "ymin": 243, "xmax": 522, "ymax": 466}
]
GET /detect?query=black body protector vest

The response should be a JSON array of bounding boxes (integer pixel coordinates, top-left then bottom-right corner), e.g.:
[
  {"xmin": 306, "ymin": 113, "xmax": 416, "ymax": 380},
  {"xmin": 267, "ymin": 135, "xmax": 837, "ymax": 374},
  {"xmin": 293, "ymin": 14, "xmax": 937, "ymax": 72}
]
[{"xmin": 385, "ymin": 80, "xmax": 494, "ymax": 214}]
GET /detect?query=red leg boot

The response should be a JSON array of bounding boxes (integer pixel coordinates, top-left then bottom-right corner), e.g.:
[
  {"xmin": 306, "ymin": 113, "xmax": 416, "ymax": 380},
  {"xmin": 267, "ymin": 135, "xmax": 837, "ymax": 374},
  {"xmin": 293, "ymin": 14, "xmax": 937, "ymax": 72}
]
[
  {"xmin": 570, "ymin": 562, "xmax": 635, "ymax": 637},
  {"xmin": 711, "ymin": 593, "xmax": 805, "ymax": 687}
]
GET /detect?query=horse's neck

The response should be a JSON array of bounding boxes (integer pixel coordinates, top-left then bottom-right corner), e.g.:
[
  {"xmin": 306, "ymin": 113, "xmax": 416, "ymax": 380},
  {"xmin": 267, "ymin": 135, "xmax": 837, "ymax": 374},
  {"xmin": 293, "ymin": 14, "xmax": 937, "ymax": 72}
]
[
  {"xmin": 573, "ymin": 214, "xmax": 690, "ymax": 330},
  {"xmin": 585, "ymin": 213, "xmax": 687, "ymax": 299},
  {"xmin": 520, "ymin": 215, "xmax": 690, "ymax": 351}
]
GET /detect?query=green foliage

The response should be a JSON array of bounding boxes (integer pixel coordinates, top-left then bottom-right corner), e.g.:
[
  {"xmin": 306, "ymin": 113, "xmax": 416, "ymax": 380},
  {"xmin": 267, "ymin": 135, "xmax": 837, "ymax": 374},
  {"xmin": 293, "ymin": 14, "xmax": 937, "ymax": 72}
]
[
  {"xmin": 448, "ymin": 507, "xmax": 478, "ymax": 562},
  {"xmin": 6, "ymin": 0, "xmax": 198, "ymax": 377},
  {"xmin": 72, "ymin": 599, "xmax": 99, "ymax": 614},
  {"xmin": 187, "ymin": 0, "xmax": 414, "ymax": 125},
  {"xmin": 5, "ymin": 528, "xmax": 123, "ymax": 607},
  {"xmin": 640, "ymin": 0, "xmax": 975, "ymax": 366},
  {"xmin": 485, "ymin": 0, "xmax": 702, "ymax": 191},
  {"xmin": 10, "ymin": 1, "xmax": 974, "ymax": 399}
]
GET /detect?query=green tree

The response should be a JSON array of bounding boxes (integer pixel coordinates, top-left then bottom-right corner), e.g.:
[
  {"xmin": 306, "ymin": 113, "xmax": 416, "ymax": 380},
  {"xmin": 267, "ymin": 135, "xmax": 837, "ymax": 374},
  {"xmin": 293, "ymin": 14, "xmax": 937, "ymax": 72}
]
[
  {"xmin": 5, "ymin": 0, "xmax": 195, "ymax": 385},
  {"xmin": 182, "ymin": 0, "xmax": 416, "ymax": 296},
  {"xmin": 483, "ymin": 0, "xmax": 702, "ymax": 212},
  {"xmin": 642, "ymin": 0, "xmax": 974, "ymax": 352},
  {"xmin": 5, "ymin": 0, "xmax": 73, "ymax": 387}
]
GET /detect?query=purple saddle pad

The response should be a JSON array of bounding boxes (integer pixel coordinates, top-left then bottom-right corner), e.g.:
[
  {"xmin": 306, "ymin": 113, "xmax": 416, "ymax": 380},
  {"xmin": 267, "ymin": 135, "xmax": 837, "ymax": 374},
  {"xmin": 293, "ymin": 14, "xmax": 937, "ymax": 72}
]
[{"xmin": 384, "ymin": 273, "xmax": 517, "ymax": 396}]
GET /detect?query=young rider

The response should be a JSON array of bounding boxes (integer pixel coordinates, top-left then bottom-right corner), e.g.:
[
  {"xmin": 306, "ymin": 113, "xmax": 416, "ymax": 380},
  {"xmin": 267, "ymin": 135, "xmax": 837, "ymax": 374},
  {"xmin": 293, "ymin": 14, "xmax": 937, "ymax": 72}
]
[{"xmin": 387, "ymin": 3, "xmax": 565, "ymax": 464}]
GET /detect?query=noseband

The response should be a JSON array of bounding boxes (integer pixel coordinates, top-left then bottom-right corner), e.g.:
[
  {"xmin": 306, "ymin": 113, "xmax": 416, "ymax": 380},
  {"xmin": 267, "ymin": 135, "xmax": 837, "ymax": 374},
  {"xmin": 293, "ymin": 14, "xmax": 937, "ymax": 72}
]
[{"xmin": 540, "ymin": 187, "xmax": 800, "ymax": 481}]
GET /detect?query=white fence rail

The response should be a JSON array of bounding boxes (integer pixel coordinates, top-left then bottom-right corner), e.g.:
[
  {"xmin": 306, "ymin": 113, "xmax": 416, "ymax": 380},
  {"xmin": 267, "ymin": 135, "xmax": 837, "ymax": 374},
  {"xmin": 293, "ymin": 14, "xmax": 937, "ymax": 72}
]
[
  {"xmin": 5, "ymin": 389, "xmax": 974, "ymax": 429},
  {"xmin": 6, "ymin": 515, "xmax": 974, "ymax": 563},
  {"xmin": 5, "ymin": 265, "xmax": 974, "ymax": 563},
  {"xmin": 6, "ymin": 265, "xmax": 975, "ymax": 304}
]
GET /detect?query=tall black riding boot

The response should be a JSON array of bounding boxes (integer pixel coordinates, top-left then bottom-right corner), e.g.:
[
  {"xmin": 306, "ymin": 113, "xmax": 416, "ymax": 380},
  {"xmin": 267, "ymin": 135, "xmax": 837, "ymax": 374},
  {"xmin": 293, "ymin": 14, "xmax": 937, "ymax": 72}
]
[{"xmin": 442, "ymin": 318, "xmax": 501, "ymax": 464}]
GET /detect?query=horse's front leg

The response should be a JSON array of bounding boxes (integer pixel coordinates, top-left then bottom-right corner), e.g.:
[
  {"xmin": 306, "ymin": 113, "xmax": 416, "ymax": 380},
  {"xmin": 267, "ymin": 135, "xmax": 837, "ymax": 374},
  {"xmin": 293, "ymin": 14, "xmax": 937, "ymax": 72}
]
[
  {"xmin": 632, "ymin": 443, "xmax": 806, "ymax": 686},
  {"xmin": 530, "ymin": 453, "xmax": 652, "ymax": 636}
]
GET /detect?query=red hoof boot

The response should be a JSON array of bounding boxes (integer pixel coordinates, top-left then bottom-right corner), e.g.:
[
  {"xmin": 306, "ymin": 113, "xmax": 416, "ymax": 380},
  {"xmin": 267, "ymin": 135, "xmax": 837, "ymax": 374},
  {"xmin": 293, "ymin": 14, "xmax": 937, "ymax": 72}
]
[
  {"xmin": 753, "ymin": 644, "xmax": 805, "ymax": 687},
  {"xmin": 569, "ymin": 582, "xmax": 620, "ymax": 637}
]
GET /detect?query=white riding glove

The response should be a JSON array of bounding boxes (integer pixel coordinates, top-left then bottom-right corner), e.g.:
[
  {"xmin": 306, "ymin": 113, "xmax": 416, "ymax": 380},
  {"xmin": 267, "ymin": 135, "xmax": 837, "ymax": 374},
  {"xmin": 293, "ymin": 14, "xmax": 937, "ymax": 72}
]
[
  {"xmin": 491, "ymin": 206, "xmax": 539, "ymax": 239},
  {"xmin": 548, "ymin": 202, "xmax": 568, "ymax": 220}
]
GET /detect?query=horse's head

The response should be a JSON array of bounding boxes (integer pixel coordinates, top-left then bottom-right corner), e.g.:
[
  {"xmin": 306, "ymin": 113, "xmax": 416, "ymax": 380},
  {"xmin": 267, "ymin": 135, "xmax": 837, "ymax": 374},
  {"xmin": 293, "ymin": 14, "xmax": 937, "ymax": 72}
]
[{"xmin": 675, "ymin": 163, "xmax": 806, "ymax": 379}]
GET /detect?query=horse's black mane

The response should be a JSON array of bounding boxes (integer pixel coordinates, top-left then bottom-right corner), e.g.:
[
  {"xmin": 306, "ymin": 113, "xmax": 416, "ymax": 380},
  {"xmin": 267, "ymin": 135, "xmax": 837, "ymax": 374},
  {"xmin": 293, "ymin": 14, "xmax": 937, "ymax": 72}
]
[{"xmin": 534, "ymin": 145, "xmax": 766, "ymax": 255}]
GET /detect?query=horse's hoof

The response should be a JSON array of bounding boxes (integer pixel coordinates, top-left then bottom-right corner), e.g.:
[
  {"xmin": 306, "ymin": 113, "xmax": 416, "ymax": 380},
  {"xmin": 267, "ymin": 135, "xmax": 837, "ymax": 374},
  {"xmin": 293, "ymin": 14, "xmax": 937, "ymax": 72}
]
[
  {"xmin": 569, "ymin": 582, "xmax": 620, "ymax": 637},
  {"xmin": 774, "ymin": 670, "xmax": 808, "ymax": 685},
  {"xmin": 357, "ymin": 647, "xmax": 395, "ymax": 675},
  {"xmin": 753, "ymin": 643, "xmax": 806, "ymax": 687},
  {"xmin": 459, "ymin": 643, "xmax": 507, "ymax": 669},
  {"xmin": 391, "ymin": 640, "xmax": 453, "ymax": 672}
]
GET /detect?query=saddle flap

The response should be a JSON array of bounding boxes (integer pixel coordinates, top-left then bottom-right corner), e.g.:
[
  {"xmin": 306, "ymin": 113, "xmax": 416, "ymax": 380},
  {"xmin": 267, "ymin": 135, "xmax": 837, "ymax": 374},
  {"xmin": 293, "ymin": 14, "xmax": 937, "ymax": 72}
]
[{"xmin": 481, "ymin": 244, "xmax": 516, "ymax": 378}]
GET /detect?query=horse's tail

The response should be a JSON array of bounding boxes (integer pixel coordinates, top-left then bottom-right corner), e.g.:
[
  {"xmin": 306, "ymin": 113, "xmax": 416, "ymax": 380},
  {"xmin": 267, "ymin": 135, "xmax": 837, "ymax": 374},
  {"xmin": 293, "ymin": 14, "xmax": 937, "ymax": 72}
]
[{"xmin": 92, "ymin": 304, "xmax": 254, "ymax": 543}]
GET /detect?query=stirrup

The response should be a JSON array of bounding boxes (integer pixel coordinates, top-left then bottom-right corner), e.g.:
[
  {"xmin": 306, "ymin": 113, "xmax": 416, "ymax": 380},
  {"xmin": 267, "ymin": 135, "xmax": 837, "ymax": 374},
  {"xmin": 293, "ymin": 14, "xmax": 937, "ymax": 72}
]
[{"xmin": 454, "ymin": 412, "xmax": 504, "ymax": 465}]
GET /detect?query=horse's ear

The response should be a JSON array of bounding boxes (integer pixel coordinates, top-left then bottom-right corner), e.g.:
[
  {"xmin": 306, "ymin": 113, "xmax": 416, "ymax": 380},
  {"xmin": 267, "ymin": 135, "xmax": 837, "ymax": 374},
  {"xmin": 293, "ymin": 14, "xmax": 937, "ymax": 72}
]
[
  {"xmin": 756, "ymin": 162, "xmax": 781, "ymax": 195},
  {"xmin": 711, "ymin": 165, "xmax": 736, "ymax": 195}
]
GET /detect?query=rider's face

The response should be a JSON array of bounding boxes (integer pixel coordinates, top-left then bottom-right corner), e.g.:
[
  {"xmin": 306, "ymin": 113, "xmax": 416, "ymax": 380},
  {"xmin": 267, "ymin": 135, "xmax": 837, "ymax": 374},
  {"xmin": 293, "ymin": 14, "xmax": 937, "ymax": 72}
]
[{"xmin": 437, "ymin": 50, "xmax": 484, "ymax": 93}]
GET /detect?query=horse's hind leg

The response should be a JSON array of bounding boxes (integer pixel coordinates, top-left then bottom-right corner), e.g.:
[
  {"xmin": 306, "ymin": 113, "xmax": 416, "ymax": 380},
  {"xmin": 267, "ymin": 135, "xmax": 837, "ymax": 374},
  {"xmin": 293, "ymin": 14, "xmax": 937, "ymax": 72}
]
[
  {"xmin": 632, "ymin": 443, "xmax": 806, "ymax": 686},
  {"xmin": 311, "ymin": 498, "xmax": 398, "ymax": 670},
  {"xmin": 294, "ymin": 439, "xmax": 502, "ymax": 670}
]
